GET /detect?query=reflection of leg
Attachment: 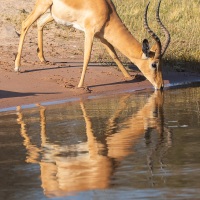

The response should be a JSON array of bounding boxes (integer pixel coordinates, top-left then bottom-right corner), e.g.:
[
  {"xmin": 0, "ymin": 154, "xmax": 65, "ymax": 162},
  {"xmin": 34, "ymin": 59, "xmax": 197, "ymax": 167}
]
[
  {"xmin": 16, "ymin": 106, "xmax": 27, "ymax": 138},
  {"xmin": 37, "ymin": 11, "xmax": 54, "ymax": 62},
  {"xmin": 37, "ymin": 104, "xmax": 47, "ymax": 146},
  {"xmin": 16, "ymin": 106, "xmax": 40, "ymax": 163},
  {"xmin": 15, "ymin": 2, "xmax": 52, "ymax": 71},
  {"xmin": 80, "ymin": 102, "xmax": 98, "ymax": 156},
  {"xmin": 106, "ymin": 94, "xmax": 130, "ymax": 135},
  {"xmin": 100, "ymin": 38, "xmax": 131, "ymax": 78},
  {"xmin": 40, "ymin": 162, "xmax": 60, "ymax": 196}
]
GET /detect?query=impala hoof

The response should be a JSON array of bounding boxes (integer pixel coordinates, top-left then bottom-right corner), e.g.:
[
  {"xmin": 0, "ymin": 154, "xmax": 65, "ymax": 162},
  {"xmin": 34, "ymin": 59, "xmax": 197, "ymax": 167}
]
[
  {"xmin": 14, "ymin": 66, "xmax": 20, "ymax": 73},
  {"xmin": 124, "ymin": 76, "xmax": 133, "ymax": 81},
  {"xmin": 75, "ymin": 86, "xmax": 92, "ymax": 93}
]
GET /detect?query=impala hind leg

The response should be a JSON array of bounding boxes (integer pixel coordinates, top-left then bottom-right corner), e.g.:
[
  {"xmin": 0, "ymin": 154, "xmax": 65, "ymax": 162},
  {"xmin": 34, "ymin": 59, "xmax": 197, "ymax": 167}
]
[
  {"xmin": 100, "ymin": 38, "xmax": 131, "ymax": 78},
  {"xmin": 78, "ymin": 30, "xmax": 94, "ymax": 88},
  {"xmin": 37, "ymin": 11, "xmax": 54, "ymax": 63},
  {"xmin": 14, "ymin": 1, "xmax": 52, "ymax": 72}
]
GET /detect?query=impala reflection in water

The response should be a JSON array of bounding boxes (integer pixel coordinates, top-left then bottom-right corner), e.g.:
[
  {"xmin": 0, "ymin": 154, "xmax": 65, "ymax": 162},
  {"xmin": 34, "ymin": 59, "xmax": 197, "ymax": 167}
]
[{"xmin": 16, "ymin": 91, "xmax": 172, "ymax": 197}]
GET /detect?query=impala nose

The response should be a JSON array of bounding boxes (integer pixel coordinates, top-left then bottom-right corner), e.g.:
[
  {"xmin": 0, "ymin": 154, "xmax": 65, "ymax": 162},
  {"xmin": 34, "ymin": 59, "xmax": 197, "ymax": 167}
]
[{"xmin": 154, "ymin": 83, "xmax": 164, "ymax": 90}]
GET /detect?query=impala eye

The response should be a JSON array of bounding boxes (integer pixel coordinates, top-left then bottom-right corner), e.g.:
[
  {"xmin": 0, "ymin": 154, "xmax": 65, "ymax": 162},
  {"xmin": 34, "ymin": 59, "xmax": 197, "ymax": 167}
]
[{"xmin": 151, "ymin": 63, "xmax": 157, "ymax": 69}]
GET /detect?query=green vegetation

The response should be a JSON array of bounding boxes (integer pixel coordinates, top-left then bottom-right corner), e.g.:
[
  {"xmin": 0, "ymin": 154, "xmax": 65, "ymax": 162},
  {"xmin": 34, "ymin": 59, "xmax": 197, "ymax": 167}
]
[{"xmin": 112, "ymin": 0, "xmax": 200, "ymax": 65}]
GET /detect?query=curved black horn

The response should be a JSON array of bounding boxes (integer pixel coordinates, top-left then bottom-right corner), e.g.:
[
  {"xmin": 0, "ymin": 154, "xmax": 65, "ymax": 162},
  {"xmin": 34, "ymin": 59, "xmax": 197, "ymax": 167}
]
[
  {"xmin": 156, "ymin": 0, "xmax": 171, "ymax": 56},
  {"xmin": 144, "ymin": 1, "xmax": 162, "ymax": 59}
]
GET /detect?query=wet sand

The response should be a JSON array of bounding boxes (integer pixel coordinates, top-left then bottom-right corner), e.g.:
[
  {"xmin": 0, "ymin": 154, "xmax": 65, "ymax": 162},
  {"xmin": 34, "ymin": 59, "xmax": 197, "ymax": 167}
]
[{"xmin": 1, "ymin": 58, "xmax": 200, "ymax": 110}]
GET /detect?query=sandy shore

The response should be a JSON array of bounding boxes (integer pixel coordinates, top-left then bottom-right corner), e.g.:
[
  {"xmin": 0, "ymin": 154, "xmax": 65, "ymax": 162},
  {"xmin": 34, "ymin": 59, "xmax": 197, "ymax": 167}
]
[{"xmin": 1, "ymin": 57, "xmax": 200, "ymax": 111}]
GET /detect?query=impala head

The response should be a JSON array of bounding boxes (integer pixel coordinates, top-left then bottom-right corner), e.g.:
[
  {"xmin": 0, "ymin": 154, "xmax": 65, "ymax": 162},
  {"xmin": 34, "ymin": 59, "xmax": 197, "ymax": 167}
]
[{"xmin": 140, "ymin": 0, "xmax": 170, "ymax": 90}]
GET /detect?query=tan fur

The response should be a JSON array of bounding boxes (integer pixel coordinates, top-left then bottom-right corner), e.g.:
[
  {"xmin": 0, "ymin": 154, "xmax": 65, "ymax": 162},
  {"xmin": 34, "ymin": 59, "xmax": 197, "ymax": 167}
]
[{"xmin": 15, "ymin": 0, "xmax": 169, "ymax": 89}]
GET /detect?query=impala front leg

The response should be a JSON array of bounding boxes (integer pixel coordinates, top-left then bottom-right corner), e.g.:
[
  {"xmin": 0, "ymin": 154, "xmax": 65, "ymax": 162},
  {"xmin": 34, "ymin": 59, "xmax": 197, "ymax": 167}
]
[
  {"xmin": 14, "ymin": 1, "xmax": 52, "ymax": 72},
  {"xmin": 14, "ymin": 18, "xmax": 31, "ymax": 72},
  {"xmin": 78, "ymin": 30, "xmax": 94, "ymax": 88},
  {"xmin": 100, "ymin": 38, "xmax": 131, "ymax": 79}
]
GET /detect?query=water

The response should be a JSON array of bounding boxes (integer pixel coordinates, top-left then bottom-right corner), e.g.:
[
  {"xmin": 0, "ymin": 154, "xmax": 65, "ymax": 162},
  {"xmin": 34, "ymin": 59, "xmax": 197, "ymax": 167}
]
[{"xmin": 0, "ymin": 85, "xmax": 200, "ymax": 200}]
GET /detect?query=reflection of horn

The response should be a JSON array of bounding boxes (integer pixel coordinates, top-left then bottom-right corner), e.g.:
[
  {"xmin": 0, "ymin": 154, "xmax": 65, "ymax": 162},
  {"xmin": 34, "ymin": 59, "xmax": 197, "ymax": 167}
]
[
  {"xmin": 143, "ymin": 92, "xmax": 172, "ymax": 184},
  {"xmin": 146, "ymin": 125, "xmax": 173, "ymax": 185}
]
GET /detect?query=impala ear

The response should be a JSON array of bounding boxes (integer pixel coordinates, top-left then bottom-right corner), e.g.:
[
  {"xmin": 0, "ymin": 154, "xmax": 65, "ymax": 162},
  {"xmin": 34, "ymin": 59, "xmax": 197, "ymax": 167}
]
[
  {"xmin": 142, "ymin": 39, "xmax": 150, "ymax": 58},
  {"xmin": 150, "ymin": 44, "xmax": 157, "ymax": 53}
]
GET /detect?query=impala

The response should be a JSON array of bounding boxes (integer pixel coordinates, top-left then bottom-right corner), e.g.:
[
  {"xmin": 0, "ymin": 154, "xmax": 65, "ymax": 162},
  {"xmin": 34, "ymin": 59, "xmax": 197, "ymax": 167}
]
[{"xmin": 15, "ymin": 0, "xmax": 170, "ymax": 89}]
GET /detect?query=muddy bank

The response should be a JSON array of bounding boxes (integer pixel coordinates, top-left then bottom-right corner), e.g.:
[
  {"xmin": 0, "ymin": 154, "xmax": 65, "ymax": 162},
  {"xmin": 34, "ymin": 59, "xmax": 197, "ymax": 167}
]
[
  {"xmin": 0, "ymin": 0, "xmax": 200, "ymax": 111},
  {"xmin": 1, "ymin": 57, "xmax": 200, "ymax": 111}
]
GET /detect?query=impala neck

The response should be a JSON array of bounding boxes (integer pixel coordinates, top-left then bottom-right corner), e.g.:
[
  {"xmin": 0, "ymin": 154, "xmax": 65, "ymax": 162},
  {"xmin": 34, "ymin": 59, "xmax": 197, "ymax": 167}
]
[{"xmin": 103, "ymin": 5, "xmax": 144, "ymax": 62}]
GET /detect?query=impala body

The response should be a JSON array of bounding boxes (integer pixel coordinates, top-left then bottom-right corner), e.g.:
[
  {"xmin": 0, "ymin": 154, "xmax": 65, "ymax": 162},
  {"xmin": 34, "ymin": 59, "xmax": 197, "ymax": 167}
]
[{"xmin": 15, "ymin": 0, "xmax": 170, "ymax": 89}]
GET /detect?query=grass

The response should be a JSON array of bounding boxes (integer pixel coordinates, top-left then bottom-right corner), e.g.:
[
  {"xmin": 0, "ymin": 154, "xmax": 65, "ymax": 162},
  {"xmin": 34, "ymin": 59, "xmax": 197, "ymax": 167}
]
[{"xmin": 112, "ymin": 0, "xmax": 200, "ymax": 66}]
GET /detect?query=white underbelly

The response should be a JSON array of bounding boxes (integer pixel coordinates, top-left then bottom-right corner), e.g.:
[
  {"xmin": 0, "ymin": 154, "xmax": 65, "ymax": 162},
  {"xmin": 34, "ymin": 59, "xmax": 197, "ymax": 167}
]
[{"xmin": 52, "ymin": 12, "xmax": 85, "ymax": 32}]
